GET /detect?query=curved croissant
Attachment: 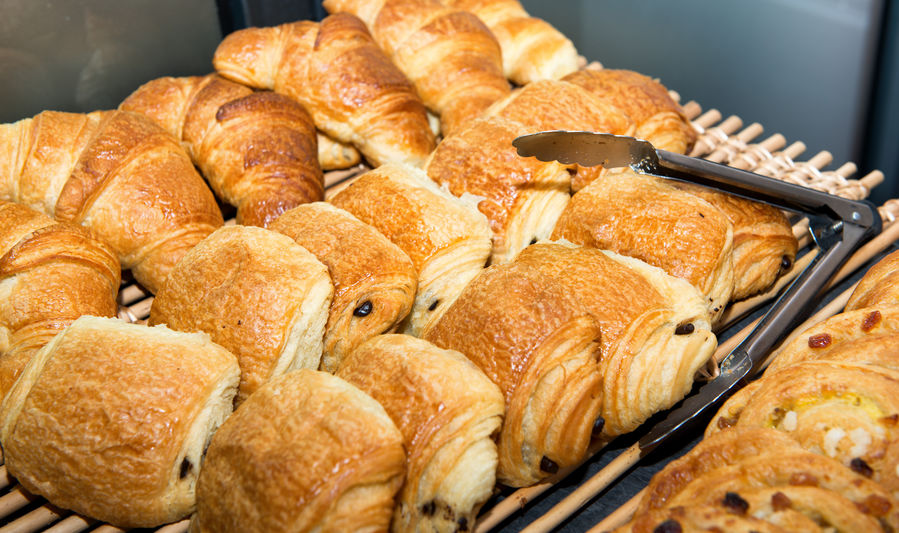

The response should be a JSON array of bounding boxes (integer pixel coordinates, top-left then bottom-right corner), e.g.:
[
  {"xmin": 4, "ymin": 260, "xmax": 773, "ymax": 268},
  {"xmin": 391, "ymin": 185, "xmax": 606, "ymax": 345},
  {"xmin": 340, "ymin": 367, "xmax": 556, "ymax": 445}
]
[
  {"xmin": 323, "ymin": 0, "xmax": 511, "ymax": 136},
  {"xmin": 213, "ymin": 13, "xmax": 435, "ymax": 167},
  {"xmin": 424, "ymin": 261, "xmax": 603, "ymax": 487},
  {"xmin": 846, "ymin": 248, "xmax": 899, "ymax": 311},
  {"xmin": 121, "ymin": 74, "xmax": 322, "ymax": 227},
  {"xmin": 270, "ymin": 202, "xmax": 417, "ymax": 372},
  {"xmin": 0, "ymin": 109, "xmax": 223, "ymax": 294},
  {"xmin": 0, "ymin": 201, "xmax": 120, "ymax": 401},
  {"xmin": 337, "ymin": 334, "xmax": 504, "ymax": 532},
  {"xmin": 443, "ymin": 0, "xmax": 580, "ymax": 84}
]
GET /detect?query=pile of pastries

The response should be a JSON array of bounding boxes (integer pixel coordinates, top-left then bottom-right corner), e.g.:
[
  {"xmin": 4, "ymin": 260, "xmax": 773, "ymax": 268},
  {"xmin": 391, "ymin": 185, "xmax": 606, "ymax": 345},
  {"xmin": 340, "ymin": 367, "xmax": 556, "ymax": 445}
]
[{"xmin": 0, "ymin": 1, "xmax": 843, "ymax": 531}]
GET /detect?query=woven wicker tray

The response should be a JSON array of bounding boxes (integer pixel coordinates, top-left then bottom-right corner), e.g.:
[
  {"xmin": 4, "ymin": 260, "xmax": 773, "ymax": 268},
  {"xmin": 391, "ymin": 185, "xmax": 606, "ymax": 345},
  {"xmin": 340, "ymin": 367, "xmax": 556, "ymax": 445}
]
[{"xmin": 0, "ymin": 98, "xmax": 893, "ymax": 533}]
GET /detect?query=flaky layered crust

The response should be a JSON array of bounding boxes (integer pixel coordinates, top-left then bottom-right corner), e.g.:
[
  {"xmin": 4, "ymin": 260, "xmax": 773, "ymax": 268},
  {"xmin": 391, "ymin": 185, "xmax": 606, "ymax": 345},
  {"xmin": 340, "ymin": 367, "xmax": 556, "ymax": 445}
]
[
  {"xmin": 674, "ymin": 182, "xmax": 798, "ymax": 300},
  {"xmin": 121, "ymin": 74, "xmax": 323, "ymax": 227},
  {"xmin": 149, "ymin": 225, "xmax": 332, "ymax": 404},
  {"xmin": 337, "ymin": 334, "xmax": 504, "ymax": 532},
  {"xmin": 426, "ymin": 115, "xmax": 569, "ymax": 263},
  {"xmin": 846, "ymin": 249, "xmax": 899, "ymax": 311},
  {"xmin": 330, "ymin": 163, "xmax": 492, "ymax": 337},
  {"xmin": 707, "ymin": 360, "xmax": 899, "ymax": 497},
  {"xmin": 213, "ymin": 13, "xmax": 435, "ymax": 167},
  {"xmin": 270, "ymin": 202, "xmax": 417, "ymax": 372},
  {"xmin": 192, "ymin": 369, "xmax": 405, "ymax": 533},
  {"xmin": 443, "ymin": 0, "xmax": 579, "ymax": 84},
  {"xmin": 0, "ymin": 202, "xmax": 120, "ymax": 400},
  {"xmin": 0, "ymin": 110, "xmax": 223, "ymax": 294},
  {"xmin": 514, "ymin": 243, "xmax": 716, "ymax": 436},
  {"xmin": 323, "ymin": 0, "xmax": 510, "ymax": 136},
  {"xmin": 552, "ymin": 167, "xmax": 735, "ymax": 322},
  {"xmin": 0, "ymin": 316, "xmax": 240, "ymax": 528},
  {"xmin": 424, "ymin": 261, "xmax": 602, "ymax": 487}
]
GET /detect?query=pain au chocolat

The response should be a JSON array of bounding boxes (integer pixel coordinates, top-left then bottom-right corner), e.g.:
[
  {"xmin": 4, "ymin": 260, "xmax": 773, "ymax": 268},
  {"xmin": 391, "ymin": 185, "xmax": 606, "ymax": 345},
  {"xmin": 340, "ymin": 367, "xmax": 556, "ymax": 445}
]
[
  {"xmin": 270, "ymin": 202, "xmax": 417, "ymax": 373},
  {"xmin": 0, "ymin": 316, "xmax": 240, "ymax": 528},
  {"xmin": 337, "ymin": 334, "xmax": 504, "ymax": 533},
  {"xmin": 149, "ymin": 225, "xmax": 332, "ymax": 404},
  {"xmin": 191, "ymin": 369, "xmax": 405, "ymax": 533}
]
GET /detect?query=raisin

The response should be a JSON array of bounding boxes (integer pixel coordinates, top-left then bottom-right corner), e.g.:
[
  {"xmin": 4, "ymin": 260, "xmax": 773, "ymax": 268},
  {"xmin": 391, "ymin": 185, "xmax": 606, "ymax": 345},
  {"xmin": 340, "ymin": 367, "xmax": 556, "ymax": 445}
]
[
  {"xmin": 771, "ymin": 491, "xmax": 792, "ymax": 511},
  {"xmin": 722, "ymin": 492, "xmax": 749, "ymax": 515},
  {"xmin": 807, "ymin": 333, "xmax": 832, "ymax": 349},
  {"xmin": 862, "ymin": 310, "xmax": 882, "ymax": 332}
]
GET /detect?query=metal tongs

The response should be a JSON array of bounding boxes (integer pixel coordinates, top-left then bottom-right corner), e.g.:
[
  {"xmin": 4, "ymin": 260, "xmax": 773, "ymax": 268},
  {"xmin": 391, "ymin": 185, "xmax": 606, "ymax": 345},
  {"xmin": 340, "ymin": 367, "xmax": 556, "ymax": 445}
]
[{"xmin": 513, "ymin": 130, "xmax": 882, "ymax": 457}]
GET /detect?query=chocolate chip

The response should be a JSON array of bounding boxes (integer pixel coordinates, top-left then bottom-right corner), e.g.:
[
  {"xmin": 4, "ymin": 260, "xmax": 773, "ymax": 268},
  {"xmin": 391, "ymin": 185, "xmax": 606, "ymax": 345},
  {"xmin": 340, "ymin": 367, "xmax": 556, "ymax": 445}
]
[
  {"xmin": 237, "ymin": 319, "xmax": 242, "ymax": 325},
  {"xmin": 428, "ymin": 299, "xmax": 440, "ymax": 311},
  {"xmin": 592, "ymin": 416, "xmax": 605, "ymax": 437},
  {"xmin": 722, "ymin": 492, "xmax": 749, "ymax": 515},
  {"xmin": 653, "ymin": 519, "xmax": 682, "ymax": 533},
  {"xmin": 781, "ymin": 255, "xmax": 793, "ymax": 271},
  {"xmin": 851, "ymin": 457, "xmax": 875, "ymax": 478},
  {"xmin": 529, "ymin": 237, "xmax": 538, "ymax": 245},
  {"xmin": 807, "ymin": 333, "xmax": 832, "ymax": 349},
  {"xmin": 698, "ymin": 212, "xmax": 705, "ymax": 218},
  {"xmin": 421, "ymin": 501, "xmax": 435, "ymax": 516},
  {"xmin": 674, "ymin": 323, "xmax": 694, "ymax": 335},
  {"xmin": 353, "ymin": 300, "xmax": 373, "ymax": 317},
  {"xmin": 180, "ymin": 458, "xmax": 192, "ymax": 479},
  {"xmin": 458, "ymin": 517, "xmax": 469, "ymax": 531},
  {"xmin": 540, "ymin": 456, "xmax": 559, "ymax": 474}
]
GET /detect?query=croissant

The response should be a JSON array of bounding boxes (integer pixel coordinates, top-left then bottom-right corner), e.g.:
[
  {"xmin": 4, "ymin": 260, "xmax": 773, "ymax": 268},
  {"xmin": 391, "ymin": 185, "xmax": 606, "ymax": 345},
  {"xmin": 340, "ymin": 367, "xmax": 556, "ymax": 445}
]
[
  {"xmin": 552, "ymin": 166, "xmax": 735, "ymax": 322},
  {"xmin": 330, "ymin": 163, "xmax": 492, "ymax": 337},
  {"xmin": 323, "ymin": 0, "xmax": 511, "ymax": 136},
  {"xmin": 213, "ymin": 13, "xmax": 435, "ymax": 167},
  {"xmin": 846, "ymin": 248, "xmax": 899, "ymax": 311},
  {"xmin": 336, "ymin": 334, "xmax": 505, "ymax": 532},
  {"xmin": 192, "ymin": 369, "xmax": 405, "ymax": 533},
  {"xmin": 269, "ymin": 202, "xmax": 417, "ymax": 372},
  {"xmin": 424, "ymin": 261, "xmax": 603, "ymax": 487},
  {"xmin": 767, "ymin": 306, "xmax": 899, "ymax": 371},
  {"xmin": 120, "ymin": 74, "xmax": 322, "ymax": 227},
  {"xmin": 148, "ymin": 225, "xmax": 332, "ymax": 405},
  {"xmin": 0, "ymin": 201, "xmax": 120, "ymax": 401},
  {"xmin": 0, "ymin": 109, "xmax": 223, "ymax": 294},
  {"xmin": 0, "ymin": 316, "xmax": 240, "ymax": 528},
  {"xmin": 514, "ymin": 243, "xmax": 716, "ymax": 436},
  {"xmin": 623, "ymin": 427, "xmax": 899, "ymax": 532},
  {"xmin": 442, "ymin": 0, "xmax": 579, "ymax": 84},
  {"xmin": 425, "ymin": 115, "xmax": 570, "ymax": 262},
  {"xmin": 708, "ymin": 360, "xmax": 899, "ymax": 497}
]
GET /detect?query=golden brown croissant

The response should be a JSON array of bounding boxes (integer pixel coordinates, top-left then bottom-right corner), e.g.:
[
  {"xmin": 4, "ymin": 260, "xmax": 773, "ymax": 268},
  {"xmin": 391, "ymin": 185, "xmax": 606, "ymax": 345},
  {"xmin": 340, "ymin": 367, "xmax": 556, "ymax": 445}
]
[
  {"xmin": 0, "ymin": 316, "xmax": 240, "ymax": 528},
  {"xmin": 441, "ymin": 0, "xmax": 579, "ymax": 84},
  {"xmin": 0, "ymin": 201, "xmax": 120, "ymax": 401},
  {"xmin": 552, "ymin": 166, "xmax": 735, "ymax": 322},
  {"xmin": 148, "ymin": 225, "xmax": 332, "ymax": 405},
  {"xmin": 514, "ymin": 243, "xmax": 716, "ymax": 436},
  {"xmin": 323, "ymin": 0, "xmax": 511, "ymax": 136},
  {"xmin": 425, "ymin": 115, "xmax": 571, "ymax": 263},
  {"xmin": 120, "ymin": 74, "xmax": 322, "ymax": 227},
  {"xmin": 337, "ymin": 334, "xmax": 505, "ymax": 532},
  {"xmin": 0, "ymin": 109, "xmax": 223, "ymax": 294},
  {"xmin": 213, "ymin": 13, "xmax": 435, "ymax": 167},
  {"xmin": 192, "ymin": 369, "xmax": 405, "ymax": 533},
  {"xmin": 846, "ymin": 249, "xmax": 899, "ymax": 311},
  {"xmin": 330, "ymin": 163, "xmax": 492, "ymax": 337},
  {"xmin": 269, "ymin": 202, "xmax": 417, "ymax": 372},
  {"xmin": 424, "ymin": 261, "xmax": 603, "ymax": 487},
  {"xmin": 562, "ymin": 68, "xmax": 697, "ymax": 157},
  {"xmin": 707, "ymin": 360, "xmax": 899, "ymax": 497}
]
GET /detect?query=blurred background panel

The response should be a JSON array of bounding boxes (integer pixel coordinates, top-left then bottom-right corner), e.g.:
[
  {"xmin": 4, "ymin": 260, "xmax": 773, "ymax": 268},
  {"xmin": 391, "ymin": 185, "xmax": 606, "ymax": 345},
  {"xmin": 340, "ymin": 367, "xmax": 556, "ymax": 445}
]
[{"xmin": 0, "ymin": 0, "xmax": 895, "ymax": 202}]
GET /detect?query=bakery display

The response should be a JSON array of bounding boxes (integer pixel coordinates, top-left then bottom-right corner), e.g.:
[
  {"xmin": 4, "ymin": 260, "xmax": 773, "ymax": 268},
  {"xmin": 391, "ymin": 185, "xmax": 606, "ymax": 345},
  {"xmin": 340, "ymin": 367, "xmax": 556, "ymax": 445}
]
[
  {"xmin": 336, "ymin": 334, "xmax": 505, "ymax": 532},
  {"xmin": 0, "ymin": 316, "xmax": 240, "ymax": 528},
  {"xmin": 552, "ymin": 166, "xmax": 736, "ymax": 322},
  {"xmin": 330, "ymin": 162, "xmax": 492, "ymax": 337},
  {"xmin": 0, "ymin": 201, "xmax": 120, "ymax": 401},
  {"xmin": 120, "ymin": 74, "xmax": 323, "ymax": 227},
  {"xmin": 423, "ymin": 260, "xmax": 603, "ymax": 487},
  {"xmin": 148, "ymin": 225, "xmax": 332, "ymax": 405},
  {"xmin": 269, "ymin": 202, "xmax": 417, "ymax": 372},
  {"xmin": 513, "ymin": 242, "xmax": 716, "ymax": 436},
  {"xmin": 191, "ymin": 369, "xmax": 405, "ymax": 533},
  {"xmin": 0, "ymin": 109, "xmax": 223, "ymax": 294},
  {"xmin": 442, "ymin": 0, "xmax": 580, "ymax": 84},
  {"xmin": 322, "ymin": 0, "xmax": 511, "ymax": 136},
  {"xmin": 213, "ymin": 13, "xmax": 435, "ymax": 167}
]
